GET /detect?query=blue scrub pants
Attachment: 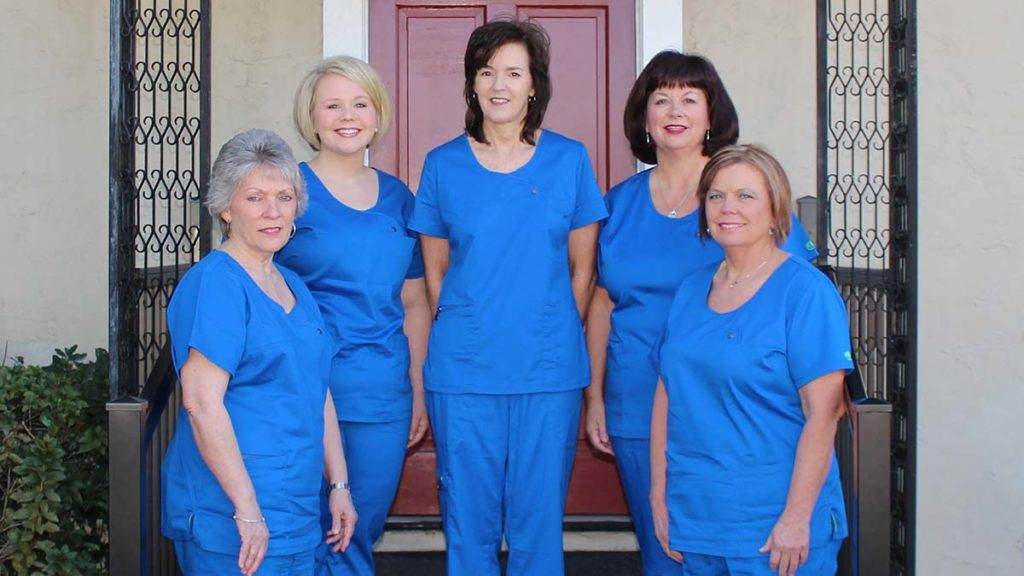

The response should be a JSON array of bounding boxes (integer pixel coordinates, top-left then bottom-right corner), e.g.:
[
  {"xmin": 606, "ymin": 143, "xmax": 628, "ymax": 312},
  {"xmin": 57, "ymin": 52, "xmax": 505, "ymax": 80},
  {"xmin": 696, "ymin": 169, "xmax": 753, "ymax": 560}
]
[
  {"xmin": 427, "ymin": 389, "xmax": 581, "ymax": 576},
  {"xmin": 677, "ymin": 539, "xmax": 842, "ymax": 575},
  {"xmin": 316, "ymin": 417, "xmax": 410, "ymax": 576},
  {"xmin": 610, "ymin": 436, "xmax": 680, "ymax": 576},
  {"xmin": 174, "ymin": 540, "xmax": 315, "ymax": 575}
]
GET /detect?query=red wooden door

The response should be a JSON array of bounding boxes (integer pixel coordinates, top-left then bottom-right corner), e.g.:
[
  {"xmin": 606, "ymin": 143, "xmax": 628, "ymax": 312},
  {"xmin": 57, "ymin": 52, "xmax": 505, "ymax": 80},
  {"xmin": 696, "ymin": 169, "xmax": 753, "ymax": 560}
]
[{"xmin": 370, "ymin": 0, "xmax": 635, "ymax": 516}]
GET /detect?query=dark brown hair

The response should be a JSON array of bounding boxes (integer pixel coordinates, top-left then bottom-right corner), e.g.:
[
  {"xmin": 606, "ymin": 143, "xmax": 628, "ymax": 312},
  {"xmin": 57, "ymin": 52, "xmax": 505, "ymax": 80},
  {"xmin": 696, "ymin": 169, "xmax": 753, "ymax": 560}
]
[
  {"xmin": 623, "ymin": 51, "xmax": 739, "ymax": 164},
  {"xmin": 463, "ymin": 19, "xmax": 551, "ymax": 145}
]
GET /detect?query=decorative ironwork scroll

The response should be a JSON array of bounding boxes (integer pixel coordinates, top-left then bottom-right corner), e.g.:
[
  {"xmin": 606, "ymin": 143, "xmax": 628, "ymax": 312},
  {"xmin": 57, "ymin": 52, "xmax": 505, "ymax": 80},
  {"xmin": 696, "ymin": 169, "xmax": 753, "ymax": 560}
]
[{"xmin": 818, "ymin": 0, "xmax": 916, "ymax": 572}]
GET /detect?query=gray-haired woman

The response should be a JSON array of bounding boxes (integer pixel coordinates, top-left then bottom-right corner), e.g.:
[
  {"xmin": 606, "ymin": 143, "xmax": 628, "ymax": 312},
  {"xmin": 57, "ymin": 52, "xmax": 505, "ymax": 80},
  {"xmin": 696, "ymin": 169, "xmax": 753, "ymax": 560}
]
[{"xmin": 162, "ymin": 129, "xmax": 357, "ymax": 575}]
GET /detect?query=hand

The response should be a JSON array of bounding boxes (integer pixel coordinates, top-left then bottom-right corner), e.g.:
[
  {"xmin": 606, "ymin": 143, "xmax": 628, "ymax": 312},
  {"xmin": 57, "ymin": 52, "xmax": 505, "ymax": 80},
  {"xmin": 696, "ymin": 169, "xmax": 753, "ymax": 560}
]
[
  {"xmin": 584, "ymin": 398, "xmax": 614, "ymax": 455},
  {"xmin": 650, "ymin": 491, "xmax": 683, "ymax": 564},
  {"xmin": 407, "ymin": 391, "xmax": 429, "ymax": 448},
  {"xmin": 759, "ymin": 515, "xmax": 810, "ymax": 576},
  {"xmin": 233, "ymin": 506, "xmax": 269, "ymax": 576},
  {"xmin": 325, "ymin": 488, "xmax": 358, "ymax": 552}
]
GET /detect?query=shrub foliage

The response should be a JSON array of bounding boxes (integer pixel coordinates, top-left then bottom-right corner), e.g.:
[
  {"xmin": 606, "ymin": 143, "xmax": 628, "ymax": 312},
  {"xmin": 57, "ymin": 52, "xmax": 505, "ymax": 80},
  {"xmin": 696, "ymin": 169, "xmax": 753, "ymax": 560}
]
[{"xmin": 0, "ymin": 347, "xmax": 109, "ymax": 575}]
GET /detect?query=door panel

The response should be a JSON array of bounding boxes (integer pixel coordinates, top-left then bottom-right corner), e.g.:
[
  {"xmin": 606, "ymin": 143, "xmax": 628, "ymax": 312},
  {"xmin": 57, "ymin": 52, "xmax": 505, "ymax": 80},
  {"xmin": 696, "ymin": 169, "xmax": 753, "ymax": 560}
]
[{"xmin": 370, "ymin": 0, "xmax": 635, "ymax": 517}]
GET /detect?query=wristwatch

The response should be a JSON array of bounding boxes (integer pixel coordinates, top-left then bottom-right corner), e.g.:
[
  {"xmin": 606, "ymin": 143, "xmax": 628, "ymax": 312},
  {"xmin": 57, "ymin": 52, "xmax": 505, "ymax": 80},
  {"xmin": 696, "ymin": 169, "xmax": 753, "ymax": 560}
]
[{"xmin": 327, "ymin": 481, "xmax": 351, "ymax": 493}]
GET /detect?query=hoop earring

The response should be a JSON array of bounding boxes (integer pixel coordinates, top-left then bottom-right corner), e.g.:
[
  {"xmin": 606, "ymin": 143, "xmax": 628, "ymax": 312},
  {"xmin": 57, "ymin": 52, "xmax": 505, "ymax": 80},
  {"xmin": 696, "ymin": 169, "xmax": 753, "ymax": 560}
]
[{"xmin": 223, "ymin": 221, "xmax": 231, "ymax": 239}]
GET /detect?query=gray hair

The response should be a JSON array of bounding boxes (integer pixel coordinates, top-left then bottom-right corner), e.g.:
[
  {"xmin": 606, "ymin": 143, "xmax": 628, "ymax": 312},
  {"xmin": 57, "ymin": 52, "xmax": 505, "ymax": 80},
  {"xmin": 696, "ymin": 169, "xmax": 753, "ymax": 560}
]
[{"xmin": 206, "ymin": 129, "xmax": 307, "ymax": 236}]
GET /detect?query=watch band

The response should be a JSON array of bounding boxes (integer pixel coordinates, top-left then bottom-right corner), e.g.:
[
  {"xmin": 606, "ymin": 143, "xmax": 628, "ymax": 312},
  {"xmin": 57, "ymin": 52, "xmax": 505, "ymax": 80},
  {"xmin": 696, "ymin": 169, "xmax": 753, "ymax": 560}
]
[{"xmin": 327, "ymin": 481, "xmax": 351, "ymax": 492}]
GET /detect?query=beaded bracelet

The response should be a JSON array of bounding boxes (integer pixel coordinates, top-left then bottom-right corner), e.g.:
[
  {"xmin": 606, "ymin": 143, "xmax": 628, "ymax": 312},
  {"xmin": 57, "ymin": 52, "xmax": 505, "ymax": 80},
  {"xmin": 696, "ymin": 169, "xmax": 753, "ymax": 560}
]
[{"xmin": 232, "ymin": 513, "xmax": 266, "ymax": 524}]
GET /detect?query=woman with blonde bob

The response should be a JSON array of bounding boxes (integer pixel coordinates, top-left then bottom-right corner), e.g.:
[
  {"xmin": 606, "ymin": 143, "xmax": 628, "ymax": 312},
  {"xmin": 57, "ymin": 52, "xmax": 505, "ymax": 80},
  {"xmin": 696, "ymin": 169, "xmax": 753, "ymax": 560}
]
[
  {"xmin": 276, "ymin": 56, "xmax": 431, "ymax": 575},
  {"xmin": 650, "ymin": 144, "xmax": 852, "ymax": 575}
]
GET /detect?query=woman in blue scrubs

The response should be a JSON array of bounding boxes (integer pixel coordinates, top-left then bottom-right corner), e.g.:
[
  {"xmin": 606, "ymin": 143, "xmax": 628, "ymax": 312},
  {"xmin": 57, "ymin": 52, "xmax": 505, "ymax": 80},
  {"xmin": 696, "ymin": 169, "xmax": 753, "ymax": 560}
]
[
  {"xmin": 163, "ymin": 129, "xmax": 356, "ymax": 576},
  {"xmin": 586, "ymin": 51, "xmax": 818, "ymax": 576},
  {"xmin": 276, "ymin": 56, "xmax": 431, "ymax": 576},
  {"xmin": 409, "ymin": 20, "xmax": 607, "ymax": 576},
  {"xmin": 651, "ymin": 144, "xmax": 851, "ymax": 575}
]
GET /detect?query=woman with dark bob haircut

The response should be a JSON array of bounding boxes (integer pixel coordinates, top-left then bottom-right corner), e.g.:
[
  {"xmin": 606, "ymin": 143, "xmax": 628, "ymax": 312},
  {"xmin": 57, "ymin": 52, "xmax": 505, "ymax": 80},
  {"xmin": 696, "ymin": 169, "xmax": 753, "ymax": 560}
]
[
  {"xmin": 585, "ymin": 52, "xmax": 818, "ymax": 574},
  {"xmin": 409, "ymin": 19, "xmax": 607, "ymax": 576},
  {"xmin": 651, "ymin": 144, "xmax": 850, "ymax": 574}
]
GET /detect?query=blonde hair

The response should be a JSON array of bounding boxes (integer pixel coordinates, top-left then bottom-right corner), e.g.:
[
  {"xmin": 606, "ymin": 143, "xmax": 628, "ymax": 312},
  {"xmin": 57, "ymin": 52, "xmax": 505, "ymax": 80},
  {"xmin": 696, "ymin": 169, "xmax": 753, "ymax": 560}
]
[
  {"xmin": 697, "ymin": 144, "xmax": 792, "ymax": 245},
  {"xmin": 293, "ymin": 56, "xmax": 392, "ymax": 151}
]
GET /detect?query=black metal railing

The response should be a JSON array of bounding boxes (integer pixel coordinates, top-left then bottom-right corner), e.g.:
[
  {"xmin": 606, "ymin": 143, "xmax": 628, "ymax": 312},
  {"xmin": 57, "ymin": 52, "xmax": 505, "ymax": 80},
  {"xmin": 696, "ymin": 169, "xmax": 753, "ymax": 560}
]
[
  {"xmin": 818, "ymin": 0, "xmax": 917, "ymax": 573},
  {"xmin": 108, "ymin": 0, "xmax": 210, "ymax": 574}
]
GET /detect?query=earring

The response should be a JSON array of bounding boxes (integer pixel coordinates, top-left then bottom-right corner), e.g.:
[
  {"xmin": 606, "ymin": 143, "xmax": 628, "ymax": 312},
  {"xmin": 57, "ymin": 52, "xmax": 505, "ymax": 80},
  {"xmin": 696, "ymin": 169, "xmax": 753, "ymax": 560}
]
[
  {"xmin": 705, "ymin": 129, "xmax": 711, "ymax": 142},
  {"xmin": 470, "ymin": 92, "xmax": 478, "ymax": 100},
  {"xmin": 528, "ymin": 95, "xmax": 537, "ymax": 106},
  {"xmin": 223, "ymin": 221, "xmax": 231, "ymax": 239},
  {"xmin": 768, "ymin": 228, "xmax": 775, "ymax": 236},
  {"xmin": 290, "ymin": 224, "xmax": 297, "ymax": 239},
  {"xmin": 645, "ymin": 131, "xmax": 651, "ymax": 144}
]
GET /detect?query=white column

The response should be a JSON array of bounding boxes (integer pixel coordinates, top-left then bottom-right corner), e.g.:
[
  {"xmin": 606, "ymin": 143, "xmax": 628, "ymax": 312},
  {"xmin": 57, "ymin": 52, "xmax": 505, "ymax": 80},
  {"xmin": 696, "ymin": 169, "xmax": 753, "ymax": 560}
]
[
  {"xmin": 638, "ymin": 0, "xmax": 684, "ymax": 68},
  {"xmin": 323, "ymin": 0, "xmax": 368, "ymax": 58}
]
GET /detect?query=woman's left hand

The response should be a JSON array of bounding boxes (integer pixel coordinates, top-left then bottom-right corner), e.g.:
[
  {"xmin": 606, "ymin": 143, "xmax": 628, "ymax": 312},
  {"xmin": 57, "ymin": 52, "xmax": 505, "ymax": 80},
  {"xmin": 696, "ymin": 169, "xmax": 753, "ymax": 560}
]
[
  {"xmin": 407, "ymin": 391, "xmax": 430, "ymax": 448},
  {"xmin": 759, "ymin": 515, "xmax": 810, "ymax": 576},
  {"xmin": 325, "ymin": 489, "xmax": 358, "ymax": 552}
]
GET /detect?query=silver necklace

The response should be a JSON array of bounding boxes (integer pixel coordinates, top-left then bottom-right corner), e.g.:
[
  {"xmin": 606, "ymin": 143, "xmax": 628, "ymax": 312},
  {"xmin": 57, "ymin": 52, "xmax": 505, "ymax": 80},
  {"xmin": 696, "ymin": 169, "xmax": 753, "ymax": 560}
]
[
  {"xmin": 724, "ymin": 259, "xmax": 769, "ymax": 288},
  {"xmin": 653, "ymin": 170, "xmax": 691, "ymax": 218}
]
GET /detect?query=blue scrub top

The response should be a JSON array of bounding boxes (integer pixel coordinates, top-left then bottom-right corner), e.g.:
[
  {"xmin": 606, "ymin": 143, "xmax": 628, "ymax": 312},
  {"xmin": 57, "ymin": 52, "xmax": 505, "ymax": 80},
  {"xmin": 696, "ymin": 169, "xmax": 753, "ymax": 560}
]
[
  {"xmin": 409, "ymin": 131, "xmax": 608, "ymax": 394},
  {"xmin": 653, "ymin": 256, "xmax": 852, "ymax": 557},
  {"xmin": 598, "ymin": 169, "xmax": 819, "ymax": 438},
  {"xmin": 162, "ymin": 250, "xmax": 332, "ymax": 556},
  {"xmin": 276, "ymin": 164, "xmax": 424, "ymax": 422}
]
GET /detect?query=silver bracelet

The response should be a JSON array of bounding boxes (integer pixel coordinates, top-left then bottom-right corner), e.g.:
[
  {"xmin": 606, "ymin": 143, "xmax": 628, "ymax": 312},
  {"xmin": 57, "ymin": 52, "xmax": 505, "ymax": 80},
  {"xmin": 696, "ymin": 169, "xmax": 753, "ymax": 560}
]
[
  {"xmin": 232, "ymin": 513, "xmax": 266, "ymax": 524},
  {"xmin": 327, "ymin": 481, "xmax": 351, "ymax": 492}
]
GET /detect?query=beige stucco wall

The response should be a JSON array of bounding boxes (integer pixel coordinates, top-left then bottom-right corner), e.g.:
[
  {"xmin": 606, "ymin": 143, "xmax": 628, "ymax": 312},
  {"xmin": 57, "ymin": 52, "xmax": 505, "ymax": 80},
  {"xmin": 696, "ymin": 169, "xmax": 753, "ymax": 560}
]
[
  {"xmin": 0, "ymin": 2, "xmax": 322, "ymax": 366},
  {"xmin": 0, "ymin": 1, "xmax": 109, "ymax": 364},
  {"xmin": 917, "ymin": 1, "xmax": 1024, "ymax": 573},
  {"xmin": 211, "ymin": 0, "xmax": 323, "ymax": 165},
  {"xmin": 683, "ymin": 1, "xmax": 817, "ymax": 202}
]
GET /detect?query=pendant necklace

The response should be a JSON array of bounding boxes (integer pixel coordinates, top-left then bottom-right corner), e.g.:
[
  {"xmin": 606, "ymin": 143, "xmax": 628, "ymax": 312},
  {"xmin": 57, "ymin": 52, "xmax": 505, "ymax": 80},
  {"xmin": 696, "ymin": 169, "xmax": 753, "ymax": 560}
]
[{"xmin": 654, "ymin": 170, "xmax": 691, "ymax": 218}]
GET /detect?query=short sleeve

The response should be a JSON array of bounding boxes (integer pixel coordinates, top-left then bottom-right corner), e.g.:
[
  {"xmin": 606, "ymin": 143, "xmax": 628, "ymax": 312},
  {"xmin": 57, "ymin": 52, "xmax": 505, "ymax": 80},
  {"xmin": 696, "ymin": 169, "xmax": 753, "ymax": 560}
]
[
  {"xmin": 408, "ymin": 154, "xmax": 449, "ymax": 238},
  {"xmin": 399, "ymin": 187, "xmax": 426, "ymax": 279},
  {"xmin": 569, "ymin": 146, "xmax": 609, "ymax": 230},
  {"xmin": 785, "ymin": 274, "xmax": 854, "ymax": 388},
  {"xmin": 167, "ymin": 266, "xmax": 247, "ymax": 377},
  {"xmin": 782, "ymin": 213, "xmax": 820, "ymax": 261},
  {"xmin": 406, "ymin": 237, "xmax": 425, "ymax": 279}
]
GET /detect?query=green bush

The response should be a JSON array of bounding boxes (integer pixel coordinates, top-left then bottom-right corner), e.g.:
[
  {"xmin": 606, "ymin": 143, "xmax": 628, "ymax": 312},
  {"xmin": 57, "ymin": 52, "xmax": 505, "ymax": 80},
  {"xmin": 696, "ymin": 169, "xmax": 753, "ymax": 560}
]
[{"xmin": 0, "ymin": 347, "xmax": 109, "ymax": 575}]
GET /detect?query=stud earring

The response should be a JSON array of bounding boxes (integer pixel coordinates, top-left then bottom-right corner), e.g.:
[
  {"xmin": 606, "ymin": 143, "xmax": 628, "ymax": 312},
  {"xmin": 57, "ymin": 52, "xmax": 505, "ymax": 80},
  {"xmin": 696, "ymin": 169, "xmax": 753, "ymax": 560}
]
[{"xmin": 528, "ymin": 95, "xmax": 537, "ymax": 105}]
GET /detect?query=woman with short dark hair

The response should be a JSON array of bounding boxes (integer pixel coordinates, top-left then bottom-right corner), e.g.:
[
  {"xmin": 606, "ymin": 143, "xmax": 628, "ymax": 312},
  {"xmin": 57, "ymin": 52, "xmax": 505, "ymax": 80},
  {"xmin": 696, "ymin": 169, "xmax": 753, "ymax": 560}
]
[
  {"xmin": 409, "ymin": 19, "xmax": 607, "ymax": 576},
  {"xmin": 163, "ymin": 129, "xmax": 356, "ymax": 575},
  {"xmin": 585, "ymin": 52, "xmax": 818, "ymax": 574}
]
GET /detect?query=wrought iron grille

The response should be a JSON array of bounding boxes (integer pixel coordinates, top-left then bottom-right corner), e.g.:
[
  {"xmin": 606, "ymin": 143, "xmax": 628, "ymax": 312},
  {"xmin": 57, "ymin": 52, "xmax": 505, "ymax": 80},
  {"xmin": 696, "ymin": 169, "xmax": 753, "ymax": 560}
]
[
  {"xmin": 818, "ymin": 0, "xmax": 916, "ymax": 573},
  {"xmin": 109, "ymin": 0, "xmax": 211, "ymax": 400}
]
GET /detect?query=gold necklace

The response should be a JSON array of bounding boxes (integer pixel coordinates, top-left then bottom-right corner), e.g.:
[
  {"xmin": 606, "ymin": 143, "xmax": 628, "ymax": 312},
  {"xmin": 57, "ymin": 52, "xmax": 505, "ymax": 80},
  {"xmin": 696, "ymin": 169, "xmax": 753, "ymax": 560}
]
[{"xmin": 723, "ymin": 259, "xmax": 769, "ymax": 289}]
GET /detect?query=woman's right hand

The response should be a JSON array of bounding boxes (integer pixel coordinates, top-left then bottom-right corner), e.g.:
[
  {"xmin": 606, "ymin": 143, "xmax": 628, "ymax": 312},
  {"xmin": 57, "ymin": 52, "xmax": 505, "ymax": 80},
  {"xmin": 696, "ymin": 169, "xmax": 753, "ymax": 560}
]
[
  {"xmin": 650, "ymin": 491, "xmax": 683, "ymax": 564},
  {"xmin": 584, "ymin": 398, "xmax": 614, "ymax": 455},
  {"xmin": 234, "ymin": 505, "xmax": 269, "ymax": 575}
]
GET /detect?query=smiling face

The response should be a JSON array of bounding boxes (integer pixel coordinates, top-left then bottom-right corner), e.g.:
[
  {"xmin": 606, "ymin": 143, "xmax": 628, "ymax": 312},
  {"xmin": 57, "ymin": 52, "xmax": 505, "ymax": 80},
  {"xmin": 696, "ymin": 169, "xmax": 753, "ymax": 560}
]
[
  {"xmin": 310, "ymin": 73, "xmax": 378, "ymax": 157},
  {"xmin": 704, "ymin": 161, "xmax": 776, "ymax": 250},
  {"xmin": 645, "ymin": 84, "xmax": 710, "ymax": 155},
  {"xmin": 220, "ymin": 166, "xmax": 298, "ymax": 257},
  {"xmin": 473, "ymin": 42, "xmax": 535, "ymax": 130}
]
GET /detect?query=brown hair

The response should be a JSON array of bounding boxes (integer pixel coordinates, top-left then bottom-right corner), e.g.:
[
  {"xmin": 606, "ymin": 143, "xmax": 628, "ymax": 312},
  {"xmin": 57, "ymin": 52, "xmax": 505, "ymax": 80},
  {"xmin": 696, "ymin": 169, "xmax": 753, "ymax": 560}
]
[
  {"xmin": 463, "ymin": 19, "xmax": 551, "ymax": 146},
  {"xmin": 697, "ymin": 144, "xmax": 792, "ymax": 245},
  {"xmin": 623, "ymin": 51, "xmax": 739, "ymax": 164}
]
